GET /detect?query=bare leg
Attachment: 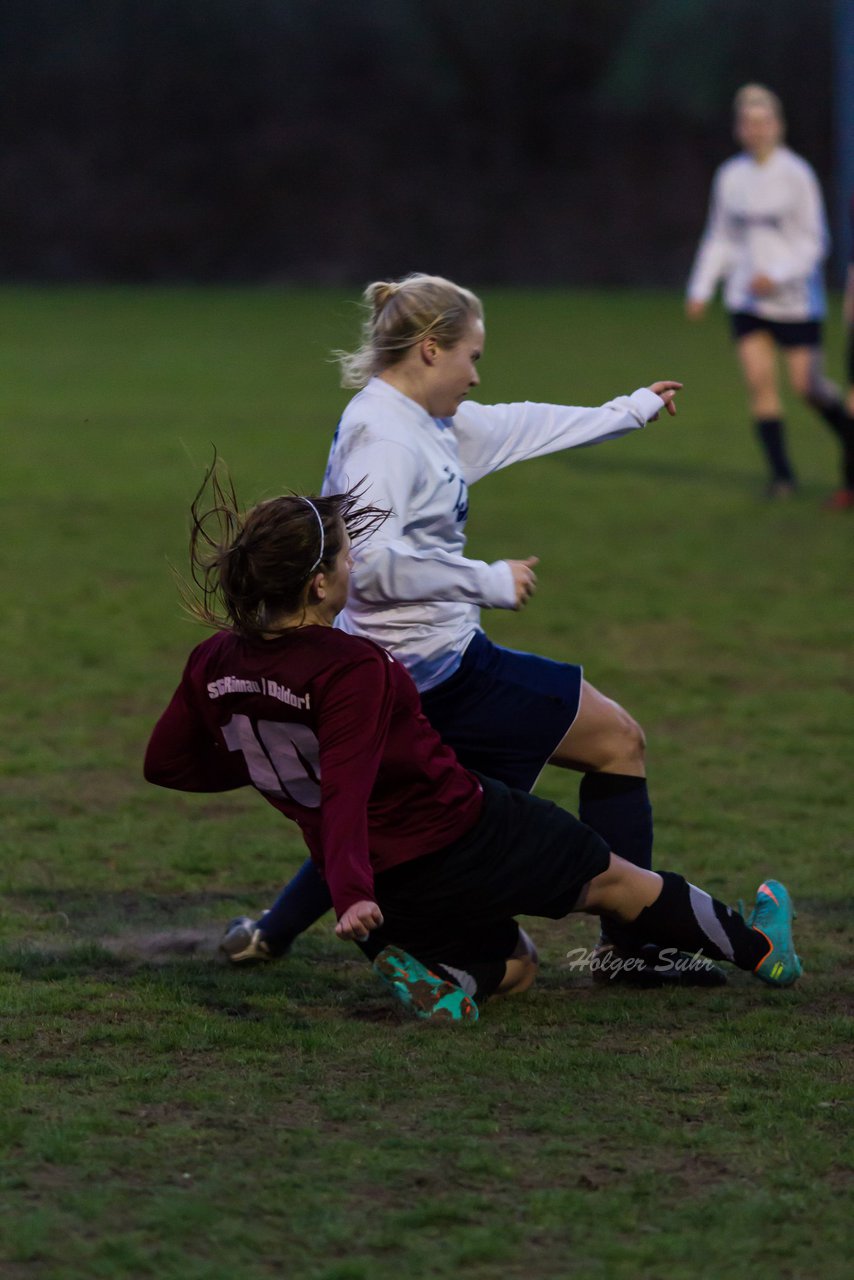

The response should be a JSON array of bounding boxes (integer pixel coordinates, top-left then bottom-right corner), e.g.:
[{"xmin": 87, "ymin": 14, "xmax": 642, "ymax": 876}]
[
  {"xmin": 571, "ymin": 853, "xmax": 799, "ymax": 985},
  {"xmin": 550, "ymin": 680, "xmax": 645, "ymax": 776},
  {"xmin": 784, "ymin": 346, "xmax": 854, "ymax": 494},
  {"xmin": 736, "ymin": 329, "xmax": 781, "ymax": 418},
  {"xmin": 575, "ymin": 853, "xmax": 662, "ymax": 918},
  {"xmin": 783, "ymin": 344, "xmax": 841, "ymax": 403},
  {"xmin": 496, "ymin": 928, "xmax": 539, "ymax": 995},
  {"xmin": 735, "ymin": 330, "xmax": 796, "ymax": 488}
]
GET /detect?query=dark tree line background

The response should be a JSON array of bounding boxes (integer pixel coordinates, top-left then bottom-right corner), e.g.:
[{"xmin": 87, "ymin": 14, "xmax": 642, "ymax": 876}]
[{"xmin": 0, "ymin": 0, "xmax": 838, "ymax": 285}]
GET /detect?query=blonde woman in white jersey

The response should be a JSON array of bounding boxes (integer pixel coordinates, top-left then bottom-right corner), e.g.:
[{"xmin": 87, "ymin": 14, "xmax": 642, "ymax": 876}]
[
  {"xmin": 686, "ymin": 83, "xmax": 854, "ymax": 506},
  {"xmin": 220, "ymin": 272, "xmax": 734, "ymax": 987}
]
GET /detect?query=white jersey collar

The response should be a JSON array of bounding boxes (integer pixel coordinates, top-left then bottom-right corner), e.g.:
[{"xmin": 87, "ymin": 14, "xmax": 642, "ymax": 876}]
[{"xmin": 364, "ymin": 376, "xmax": 453, "ymax": 432}]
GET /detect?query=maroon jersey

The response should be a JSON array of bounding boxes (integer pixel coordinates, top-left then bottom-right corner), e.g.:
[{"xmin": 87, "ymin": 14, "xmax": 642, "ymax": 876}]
[{"xmin": 144, "ymin": 626, "xmax": 484, "ymax": 916}]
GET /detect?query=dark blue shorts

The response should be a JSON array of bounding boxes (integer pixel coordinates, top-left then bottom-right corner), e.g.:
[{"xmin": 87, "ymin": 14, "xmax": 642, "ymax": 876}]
[
  {"xmin": 419, "ymin": 630, "xmax": 583, "ymax": 792},
  {"xmin": 729, "ymin": 311, "xmax": 822, "ymax": 349}
]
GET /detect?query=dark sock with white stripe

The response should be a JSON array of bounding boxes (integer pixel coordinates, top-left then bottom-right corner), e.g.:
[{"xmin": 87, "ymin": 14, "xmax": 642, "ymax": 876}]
[
  {"xmin": 755, "ymin": 418, "xmax": 796, "ymax": 483},
  {"xmin": 259, "ymin": 857, "xmax": 332, "ymax": 952},
  {"xmin": 617, "ymin": 871, "xmax": 769, "ymax": 971}
]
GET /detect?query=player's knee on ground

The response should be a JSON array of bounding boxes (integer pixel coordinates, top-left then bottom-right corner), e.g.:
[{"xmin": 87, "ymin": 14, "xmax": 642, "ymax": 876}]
[{"xmin": 497, "ymin": 928, "xmax": 539, "ymax": 996}]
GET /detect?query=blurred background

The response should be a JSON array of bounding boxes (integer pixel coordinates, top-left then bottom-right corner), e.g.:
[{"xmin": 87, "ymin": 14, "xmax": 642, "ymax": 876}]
[{"xmin": 2, "ymin": 0, "xmax": 850, "ymax": 287}]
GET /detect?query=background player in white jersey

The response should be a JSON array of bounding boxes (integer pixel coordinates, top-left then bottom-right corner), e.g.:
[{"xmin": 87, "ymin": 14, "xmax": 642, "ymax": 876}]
[
  {"xmin": 222, "ymin": 273, "xmax": 724, "ymax": 986},
  {"xmin": 686, "ymin": 83, "xmax": 854, "ymax": 506}
]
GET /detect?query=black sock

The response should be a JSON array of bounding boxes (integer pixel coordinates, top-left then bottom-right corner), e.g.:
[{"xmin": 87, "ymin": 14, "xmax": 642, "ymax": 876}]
[
  {"xmin": 578, "ymin": 773, "xmax": 653, "ymax": 870},
  {"xmin": 755, "ymin": 418, "xmax": 796, "ymax": 483},
  {"xmin": 810, "ymin": 399, "xmax": 854, "ymax": 489},
  {"xmin": 618, "ymin": 870, "xmax": 768, "ymax": 971},
  {"xmin": 259, "ymin": 857, "xmax": 332, "ymax": 951},
  {"xmin": 580, "ymin": 773, "xmax": 653, "ymax": 953}
]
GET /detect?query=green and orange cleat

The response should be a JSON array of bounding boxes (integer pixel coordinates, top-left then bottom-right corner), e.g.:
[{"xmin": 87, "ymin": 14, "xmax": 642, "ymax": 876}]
[
  {"xmin": 373, "ymin": 945, "xmax": 479, "ymax": 1022},
  {"xmin": 748, "ymin": 880, "xmax": 803, "ymax": 987}
]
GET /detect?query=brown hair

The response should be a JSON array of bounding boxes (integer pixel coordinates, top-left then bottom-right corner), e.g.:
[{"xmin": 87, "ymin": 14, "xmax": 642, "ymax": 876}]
[
  {"xmin": 334, "ymin": 272, "xmax": 484, "ymax": 388},
  {"xmin": 181, "ymin": 453, "xmax": 389, "ymax": 636}
]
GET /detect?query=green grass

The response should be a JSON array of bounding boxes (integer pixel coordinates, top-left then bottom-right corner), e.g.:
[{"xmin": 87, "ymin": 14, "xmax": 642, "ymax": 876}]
[{"xmin": 0, "ymin": 285, "xmax": 851, "ymax": 1279}]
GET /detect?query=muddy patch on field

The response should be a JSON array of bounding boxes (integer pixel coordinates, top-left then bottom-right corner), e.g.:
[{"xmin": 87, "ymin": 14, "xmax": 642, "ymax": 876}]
[{"xmin": 100, "ymin": 926, "xmax": 222, "ymax": 962}]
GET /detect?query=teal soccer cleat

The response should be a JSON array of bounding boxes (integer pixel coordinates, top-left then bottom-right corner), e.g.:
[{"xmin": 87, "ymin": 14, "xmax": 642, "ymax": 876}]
[
  {"xmin": 747, "ymin": 880, "xmax": 803, "ymax": 987},
  {"xmin": 373, "ymin": 945, "xmax": 479, "ymax": 1022}
]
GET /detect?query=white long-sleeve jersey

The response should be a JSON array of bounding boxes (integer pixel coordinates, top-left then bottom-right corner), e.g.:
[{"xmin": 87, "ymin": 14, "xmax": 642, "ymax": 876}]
[
  {"xmin": 686, "ymin": 146, "xmax": 828, "ymax": 321},
  {"xmin": 321, "ymin": 377, "xmax": 664, "ymax": 691}
]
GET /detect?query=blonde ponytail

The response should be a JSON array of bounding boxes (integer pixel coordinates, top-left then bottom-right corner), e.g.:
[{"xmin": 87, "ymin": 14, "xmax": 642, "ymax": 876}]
[{"xmin": 334, "ymin": 272, "xmax": 484, "ymax": 389}]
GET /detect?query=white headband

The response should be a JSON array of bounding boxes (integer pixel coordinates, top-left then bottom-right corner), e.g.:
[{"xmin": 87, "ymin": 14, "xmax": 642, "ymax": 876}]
[{"xmin": 300, "ymin": 497, "xmax": 326, "ymax": 575}]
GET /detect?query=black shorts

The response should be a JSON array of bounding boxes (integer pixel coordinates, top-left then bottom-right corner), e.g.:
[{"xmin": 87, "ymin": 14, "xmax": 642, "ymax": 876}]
[
  {"xmin": 729, "ymin": 311, "xmax": 822, "ymax": 349},
  {"xmin": 365, "ymin": 775, "xmax": 611, "ymax": 991}
]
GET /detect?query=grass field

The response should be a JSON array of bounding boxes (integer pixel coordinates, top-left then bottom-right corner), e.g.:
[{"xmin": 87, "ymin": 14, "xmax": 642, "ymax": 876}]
[{"xmin": 1, "ymin": 285, "xmax": 851, "ymax": 1280}]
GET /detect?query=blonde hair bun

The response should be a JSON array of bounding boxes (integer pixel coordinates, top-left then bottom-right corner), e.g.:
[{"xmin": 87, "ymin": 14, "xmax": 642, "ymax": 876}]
[
  {"xmin": 365, "ymin": 281, "xmax": 400, "ymax": 316},
  {"xmin": 334, "ymin": 273, "xmax": 484, "ymax": 390}
]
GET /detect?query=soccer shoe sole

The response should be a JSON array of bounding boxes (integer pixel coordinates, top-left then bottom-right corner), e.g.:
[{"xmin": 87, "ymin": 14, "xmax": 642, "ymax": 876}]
[{"xmin": 372, "ymin": 945, "xmax": 479, "ymax": 1022}]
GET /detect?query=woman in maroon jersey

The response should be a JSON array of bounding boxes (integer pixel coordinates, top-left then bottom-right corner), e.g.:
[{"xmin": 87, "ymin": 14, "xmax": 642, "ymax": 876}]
[{"xmin": 144, "ymin": 461, "xmax": 801, "ymax": 1020}]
